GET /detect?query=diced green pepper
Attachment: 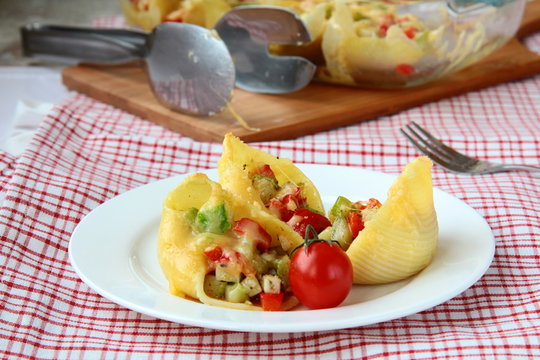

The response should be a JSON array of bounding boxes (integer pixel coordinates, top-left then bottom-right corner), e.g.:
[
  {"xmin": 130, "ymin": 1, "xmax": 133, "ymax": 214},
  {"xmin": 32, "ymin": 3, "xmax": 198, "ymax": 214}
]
[
  {"xmin": 329, "ymin": 196, "xmax": 352, "ymax": 222},
  {"xmin": 195, "ymin": 203, "xmax": 231, "ymax": 233}
]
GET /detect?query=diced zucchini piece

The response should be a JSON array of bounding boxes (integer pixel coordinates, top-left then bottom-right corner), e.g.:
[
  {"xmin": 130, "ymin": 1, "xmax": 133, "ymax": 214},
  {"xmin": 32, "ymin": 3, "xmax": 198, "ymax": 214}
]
[
  {"xmin": 215, "ymin": 261, "xmax": 241, "ymax": 283},
  {"xmin": 261, "ymin": 250, "xmax": 279, "ymax": 263},
  {"xmin": 318, "ymin": 226, "xmax": 332, "ymax": 240},
  {"xmin": 331, "ymin": 214, "xmax": 353, "ymax": 249},
  {"xmin": 275, "ymin": 256, "xmax": 290, "ymax": 288},
  {"xmin": 262, "ymin": 274, "xmax": 281, "ymax": 294},
  {"xmin": 252, "ymin": 174, "xmax": 278, "ymax": 204},
  {"xmin": 195, "ymin": 203, "xmax": 231, "ymax": 233},
  {"xmin": 329, "ymin": 196, "xmax": 352, "ymax": 222},
  {"xmin": 203, "ymin": 275, "xmax": 226, "ymax": 299},
  {"xmin": 251, "ymin": 254, "xmax": 270, "ymax": 275},
  {"xmin": 241, "ymin": 276, "xmax": 262, "ymax": 297},
  {"xmin": 225, "ymin": 282, "xmax": 249, "ymax": 303}
]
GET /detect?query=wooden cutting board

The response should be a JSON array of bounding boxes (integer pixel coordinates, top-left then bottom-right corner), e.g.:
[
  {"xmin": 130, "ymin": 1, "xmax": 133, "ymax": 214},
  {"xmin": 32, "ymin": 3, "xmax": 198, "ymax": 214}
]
[{"xmin": 62, "ymin": 0, "xmax": 540, "ymax": 143}]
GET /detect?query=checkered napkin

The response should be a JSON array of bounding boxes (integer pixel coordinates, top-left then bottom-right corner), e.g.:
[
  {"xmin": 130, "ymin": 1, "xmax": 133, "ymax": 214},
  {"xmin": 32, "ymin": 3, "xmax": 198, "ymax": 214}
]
[{"xmin": 1, "ymin": 37, "xmax": 540, "ymax": 360}]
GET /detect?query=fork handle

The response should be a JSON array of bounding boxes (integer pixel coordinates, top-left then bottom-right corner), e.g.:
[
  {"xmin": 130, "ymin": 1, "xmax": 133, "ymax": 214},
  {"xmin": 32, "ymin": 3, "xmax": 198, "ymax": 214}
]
[{"xmin": 496, "ymin": 164, "xmax": 540, "ymax": 172}]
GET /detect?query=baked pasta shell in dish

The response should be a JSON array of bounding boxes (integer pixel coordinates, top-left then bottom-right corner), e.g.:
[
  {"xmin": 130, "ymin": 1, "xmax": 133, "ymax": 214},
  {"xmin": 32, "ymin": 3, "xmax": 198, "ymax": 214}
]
[
  {"xmin": 119, "ymin": 0, "xmax": 180, "ymax": 31},
  {"xmin": 158, "ymin": 173, "xmax": 303, "ymax": 310}
]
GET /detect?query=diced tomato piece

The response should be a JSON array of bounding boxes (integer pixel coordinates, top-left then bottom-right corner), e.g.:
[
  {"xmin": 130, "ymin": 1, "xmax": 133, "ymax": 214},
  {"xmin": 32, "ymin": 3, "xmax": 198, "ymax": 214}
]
[
  {"xmin": 287, "ymin": 208, "xmax": 331, "ymax": 238},
  {"xmin": 268, "ymin": 199, "xmax": 294, "ymax": 222},
  {"xmin": 233, "ymin": 218, "xmax": 273, "ymax": 252},
  {"xmin": 366, "ymin": 198, "xmax": 382, "ymax": 209},
  {"xmin": 281, "ymin": 194, "xmax": 299, "ymax": 212},
  {"xmin": 251, "ymin": 164, "xmax": 275, "ymax": 178},
  {"xmin": 234, "ymin": 251, "xmax": 256, "ymax": 277},
  {"xmin": 398, "ymin": 15, "xmax": 411, "ymax": 23},
  {"xmin": 396, "ymin": 63, "xmax": 415, "ymax": 76},
  {"xmin": 378, "ymin": 24, "xmax": 389, "ymax": 37},
  {"xmin": 266, "ymin": 185, "xmax": 306, "ymax": 221},
  {"xmin": 260, "ymin": 292, "xmax": 284, "ymax": 311},
  {"xmin": 204, "ymin": 246, "xmax": 223, "ymax": 262},
  {"xmin": 382, "ymin": 13, "xmax": 395, "ymax": 24},
  {"xmin": 282, "ymin": 186, "xmax": 307, "ymax": 208},
  {"xmin": 352, "ymin": 198, "xmax": 382, "ymax": 211},
  {"xmin": 403, "ymin": 26, "xmax": 417, "ymax": 39},
  {"xmin": 347, "ymin": 211, "xmax": 364, "ymax": 239}
]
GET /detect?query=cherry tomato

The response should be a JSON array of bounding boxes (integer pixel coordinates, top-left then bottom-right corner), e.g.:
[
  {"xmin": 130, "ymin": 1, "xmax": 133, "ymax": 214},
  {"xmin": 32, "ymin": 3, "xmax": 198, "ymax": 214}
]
[
  {"xmin": 287, "ymin": 208, "xmax": 331, "ymax": 238},
  {"xmin": 289, "ymin": 240, "xmax": 353, "ymax": 309},
  {"xmin": 233, "ymin": 218, "xmax": 272, "ymax": 252},
  {"xmin": 260, "ymin": 292, "xmax": 284, "ymax": 311}
]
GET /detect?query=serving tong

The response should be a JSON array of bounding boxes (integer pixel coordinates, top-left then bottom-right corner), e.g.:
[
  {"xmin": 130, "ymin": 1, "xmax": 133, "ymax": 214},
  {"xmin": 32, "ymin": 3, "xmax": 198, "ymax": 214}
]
[{"xmin": 21, "ymin": 6, "xmax": 315, "ymax": 116}]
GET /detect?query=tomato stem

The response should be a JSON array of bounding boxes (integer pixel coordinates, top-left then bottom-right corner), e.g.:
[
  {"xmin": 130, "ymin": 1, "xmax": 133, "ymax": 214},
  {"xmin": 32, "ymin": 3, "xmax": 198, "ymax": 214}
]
[{"xmin": 290, "ymin": 224, "xmax": 343, "ymax": 255}]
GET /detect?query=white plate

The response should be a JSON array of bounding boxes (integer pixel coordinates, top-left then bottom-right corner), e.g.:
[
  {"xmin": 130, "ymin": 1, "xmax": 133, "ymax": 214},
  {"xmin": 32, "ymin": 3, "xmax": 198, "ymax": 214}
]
[{"xmin": 69, "ymin": 164, "xmax": 495, "ymax": 333}]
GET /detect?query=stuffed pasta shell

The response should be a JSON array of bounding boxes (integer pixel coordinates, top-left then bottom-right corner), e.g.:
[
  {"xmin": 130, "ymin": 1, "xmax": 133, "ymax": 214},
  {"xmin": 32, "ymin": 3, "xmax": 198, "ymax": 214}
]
[
  {"xmin": 218, "ymin": 134, "xmax": 329, "ymax": 238},
  {"xmin": 321, "ymin": 156, "xmax": 439, "ymax": 284},
  {"xmin": 158, "ymin": 173, "xmax": 304, "ymax": 311}
]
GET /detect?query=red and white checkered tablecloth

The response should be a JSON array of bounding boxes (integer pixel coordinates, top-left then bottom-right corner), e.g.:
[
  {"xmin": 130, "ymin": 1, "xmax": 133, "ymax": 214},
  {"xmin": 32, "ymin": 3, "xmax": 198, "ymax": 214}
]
[{"xmin": 1, "ymin": 32, "xmax": 540, "ymax": 360}]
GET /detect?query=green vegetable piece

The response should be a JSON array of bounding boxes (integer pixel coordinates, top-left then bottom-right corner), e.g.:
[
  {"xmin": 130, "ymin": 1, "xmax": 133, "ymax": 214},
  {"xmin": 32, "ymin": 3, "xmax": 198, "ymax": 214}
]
[
  {"xmin": 252, "ymin": 174, "xmax": 279, "ymax": 204},
  {"xmin": 241, "ymin": 276, "xmax": 262, "ymax": 297},
  {"xmin": 275, "ymin": 255, "xmax": 290, "ymax": 288},
  {"xmin": 415, "ymin": 30, "xmax": 429, "ymax": 47},
  {"xmin": 329, "ymin": 196, "xmax": 352, "ymax": 222},
  {"xmin": 330, "ymin": 214, "xmax": 353, "ymax": 250},
  {"xmin": 225, "ymin": 282, "xmax": 249, "ymax": 303},
  {"xmin": 183, "ymin": 207, "xmax": 198, "ymax": 225},
  {"xmin": 204, "ymin": 275, "xmax": 226, "ymax": 299},
  {"xmin": 215, "ymin": 261, "xmax": 242, "ymax": 283},
  {"xmin": 324, "ymin": 4, "xmax": 333, "ymax": 19},
  {"xmin": 352, "ymin": 12, "xmax": 368, "ymax": 21},
  {"xmin": 251, "ymin": 254, "xmax": 271, "ymax": 275},
  {"xmin": 195, "ymin": 203, "xmax": 231, "ymax": 233}
]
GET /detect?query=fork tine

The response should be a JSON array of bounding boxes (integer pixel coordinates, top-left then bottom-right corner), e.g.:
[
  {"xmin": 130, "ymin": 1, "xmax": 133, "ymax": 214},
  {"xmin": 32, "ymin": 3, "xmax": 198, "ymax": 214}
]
[
  {"xmin": 399, "ymin": 128, "xmax": 459, "ymax": 170},
  {"xmin": 404, "ymin": 123, "xmax": 454, "ymax": 162},
  {"xmin": 400, "ymin": 126, "xmax": 468, "ymax": 173},
  {"xmin": 410, "ymin": 121, "xmax": 473, "ymax": 163}
]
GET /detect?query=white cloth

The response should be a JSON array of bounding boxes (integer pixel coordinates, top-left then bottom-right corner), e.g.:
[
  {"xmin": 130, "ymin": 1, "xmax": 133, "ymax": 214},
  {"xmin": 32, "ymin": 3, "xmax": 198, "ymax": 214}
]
[
  {"xmin": 2, "ymin": 99, "xmax": 55, "ymax": 157},
  {"xmin": 0, "ymin": 66, "xmax": 68, "ymax": 156}
]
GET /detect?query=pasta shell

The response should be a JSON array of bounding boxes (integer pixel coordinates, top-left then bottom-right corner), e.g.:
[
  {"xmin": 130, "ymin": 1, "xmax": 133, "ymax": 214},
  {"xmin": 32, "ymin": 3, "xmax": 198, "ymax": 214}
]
[
  {"xmin": 346, "ymin": 156, "xmax": 438, "ymax": 284},
  {"xmin": 158, "ymin": 173, "xmax": 303, "ymax": 310},
  {"xmin": 218, "ymin": 133, "xmax": 325, "ymax": 214}
]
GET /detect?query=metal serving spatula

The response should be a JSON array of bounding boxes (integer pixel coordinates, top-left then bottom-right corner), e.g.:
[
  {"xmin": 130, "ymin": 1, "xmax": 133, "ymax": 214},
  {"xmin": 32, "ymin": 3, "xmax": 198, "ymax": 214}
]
[
  {"xmin": 215, "ymin": 6, "xmax": 316, "ymax": 94},
  {"xmin": 21, "ymin": 23, "xmax": 236, "ymax": 116}
]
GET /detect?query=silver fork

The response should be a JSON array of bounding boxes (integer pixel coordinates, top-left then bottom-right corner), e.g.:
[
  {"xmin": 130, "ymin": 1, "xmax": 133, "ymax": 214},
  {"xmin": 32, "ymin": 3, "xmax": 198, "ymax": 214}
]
[{"xmin": 400, "ymin": 121, "xmax": 540, "ymax": 175}]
